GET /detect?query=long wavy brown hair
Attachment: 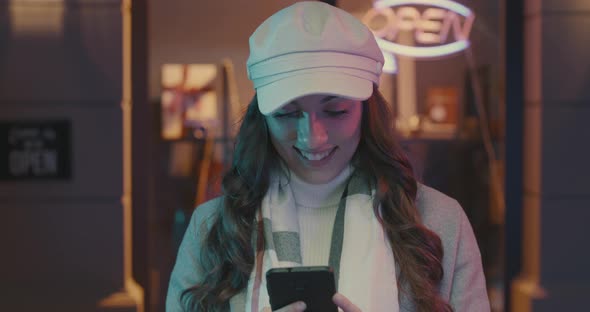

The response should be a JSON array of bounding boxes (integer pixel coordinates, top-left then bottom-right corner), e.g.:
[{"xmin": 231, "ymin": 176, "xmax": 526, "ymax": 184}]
[{"xmin": 181, "ymin": 86, "xmax": 452, "ymax": 311}]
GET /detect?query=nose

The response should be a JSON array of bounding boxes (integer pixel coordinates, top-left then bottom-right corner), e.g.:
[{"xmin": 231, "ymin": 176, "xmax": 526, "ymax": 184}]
[{"xmin": 296, "ymin": 113, "xmax": 328, "ymax": 149}]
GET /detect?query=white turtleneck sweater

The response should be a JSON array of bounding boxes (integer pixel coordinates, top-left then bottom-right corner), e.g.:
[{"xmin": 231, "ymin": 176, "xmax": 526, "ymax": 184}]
[{"xmin": 288, "ymin": 166, "xmax": 352, "ymax": 266}]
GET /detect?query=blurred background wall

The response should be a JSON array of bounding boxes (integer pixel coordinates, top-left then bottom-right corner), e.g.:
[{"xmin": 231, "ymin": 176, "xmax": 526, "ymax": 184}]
[
  {"xmin": 511, "ymin": 0, "xmax": 590, "ymax": 310},
  {"xmin": 0, "ymin": 0, "xmax": 140, "ymax": 311}
]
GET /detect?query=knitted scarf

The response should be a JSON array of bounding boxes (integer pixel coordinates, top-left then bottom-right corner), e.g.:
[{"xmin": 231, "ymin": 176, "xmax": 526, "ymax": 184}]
[{"xmin": 244, "ymin": 172, "xmax": 400, "ymax": 312}]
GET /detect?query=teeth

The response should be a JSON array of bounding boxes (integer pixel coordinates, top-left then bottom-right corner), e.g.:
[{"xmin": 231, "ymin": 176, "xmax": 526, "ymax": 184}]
[{"xmin": 300, "ymin": 149, "xmax": 332, "ymax": 161}]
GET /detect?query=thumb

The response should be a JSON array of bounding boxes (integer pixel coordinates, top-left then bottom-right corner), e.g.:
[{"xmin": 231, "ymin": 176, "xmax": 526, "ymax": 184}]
[{"xmin": 333, "ymin": 293, "xmax": 361, "ymax": 312}]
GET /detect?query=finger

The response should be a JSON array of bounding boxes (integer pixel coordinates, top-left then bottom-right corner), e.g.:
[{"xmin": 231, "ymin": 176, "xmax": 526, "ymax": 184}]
[
  {"xmin": 273, "ymin": 301, "xmax": 307, "ymax": 312},
  {"xmin": 333, "ymin": 293, "xmax": 362, "ymax": 312}
]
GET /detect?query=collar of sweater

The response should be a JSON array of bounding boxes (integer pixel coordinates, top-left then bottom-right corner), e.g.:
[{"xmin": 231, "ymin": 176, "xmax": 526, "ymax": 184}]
[{"xmin": 287, "ymin": 165, "xmax": 353, "ymax": 209}]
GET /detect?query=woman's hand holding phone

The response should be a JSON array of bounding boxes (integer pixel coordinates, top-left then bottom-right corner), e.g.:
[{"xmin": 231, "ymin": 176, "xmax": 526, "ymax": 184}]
[
  {"xmin": 266, "ymin": 293, "xmax": 361, "ymax": 312},
  {"xmin": 266, "ymin": 266, "xmax": 361, "ymax": 311},
  {"xmin": 333, "ymin": 293, "xmax": 362, "ymax": 312}
]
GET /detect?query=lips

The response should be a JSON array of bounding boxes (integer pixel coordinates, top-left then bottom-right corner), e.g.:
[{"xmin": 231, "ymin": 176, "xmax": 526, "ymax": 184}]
[{"xmin": 294, "ymin": 147, "xmax": 336, "ymax": 161}]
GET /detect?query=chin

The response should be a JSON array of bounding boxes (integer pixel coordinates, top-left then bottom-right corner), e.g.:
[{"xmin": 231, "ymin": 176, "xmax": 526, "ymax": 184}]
[{"xmin": 302, "ymin": 168, "xmax": 340, "ymax": 184}]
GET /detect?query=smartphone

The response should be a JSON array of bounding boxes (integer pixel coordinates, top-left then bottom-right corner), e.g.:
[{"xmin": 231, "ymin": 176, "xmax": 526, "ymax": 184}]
[{"xmin": 266, "ymin": 266, "xmax": 338, "ymax": 312}]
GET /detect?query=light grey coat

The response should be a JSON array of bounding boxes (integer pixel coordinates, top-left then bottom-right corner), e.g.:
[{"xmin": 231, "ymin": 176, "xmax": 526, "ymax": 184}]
[{"xmin": 166, "ymin": 184, "xmax": 490, "ymax": 311}]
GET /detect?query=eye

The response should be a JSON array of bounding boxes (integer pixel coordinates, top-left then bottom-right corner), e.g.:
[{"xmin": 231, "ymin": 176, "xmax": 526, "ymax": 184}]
[
  {"xmin": 325, "ymin": 110, "xmax": 348, "ymax": 117},
  {"xmin": 273, "ymin": 110, "xmax": 302, "ymax": 119}
]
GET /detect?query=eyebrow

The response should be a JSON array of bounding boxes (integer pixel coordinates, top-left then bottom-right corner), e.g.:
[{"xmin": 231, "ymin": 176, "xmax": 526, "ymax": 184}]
[{"xmin": 288, "ymin": 96, "xmax": 338, "ymax": 107}]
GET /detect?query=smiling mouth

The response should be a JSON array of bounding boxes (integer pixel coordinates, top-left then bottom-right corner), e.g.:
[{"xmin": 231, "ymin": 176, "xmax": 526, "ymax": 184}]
[{"xmin": 294, "ymin": 147, "xmax": 337, "ymax": 161}]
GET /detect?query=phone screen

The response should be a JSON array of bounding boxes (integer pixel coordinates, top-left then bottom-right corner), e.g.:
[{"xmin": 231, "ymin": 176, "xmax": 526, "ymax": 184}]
[{"xmin": 266, "ymin": 266, "xmax": 338, "ymax": 312}]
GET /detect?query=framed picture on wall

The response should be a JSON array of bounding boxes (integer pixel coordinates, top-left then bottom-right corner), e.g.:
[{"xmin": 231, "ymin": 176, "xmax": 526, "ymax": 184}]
[{"xmin": 160, "ymin": 64, "xmax": 222, "ymax": 140}]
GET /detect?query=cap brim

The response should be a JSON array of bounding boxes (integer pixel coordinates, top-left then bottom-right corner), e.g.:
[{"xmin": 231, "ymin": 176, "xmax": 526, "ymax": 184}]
[{"xmin": 256, "ymin": 71, "xmax": 373, "ymax": 115}]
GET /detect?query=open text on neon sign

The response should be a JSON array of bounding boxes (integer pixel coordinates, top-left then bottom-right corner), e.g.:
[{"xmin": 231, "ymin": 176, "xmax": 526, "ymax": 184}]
[{"xmin": 363, "ymin": 0, "xmax": 476, "ymax": 73}]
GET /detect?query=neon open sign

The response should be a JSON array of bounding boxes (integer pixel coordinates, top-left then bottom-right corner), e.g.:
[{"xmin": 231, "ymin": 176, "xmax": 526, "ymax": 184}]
[{"xmin": 362, "ymin": 0, "xmax": 476, "ymax": 73}]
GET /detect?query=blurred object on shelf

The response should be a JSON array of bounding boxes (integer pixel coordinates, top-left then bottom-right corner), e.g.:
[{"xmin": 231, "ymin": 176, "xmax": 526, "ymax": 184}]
[
  {"xmin": 426, "ymin": 87, "xmax": 459, "ymax": 125},
  {"xmin": 423, "ymin": 86, "xmax": 460, "ymax": 138},
  {"xmin": 489, "ymin": 159, "xmax": 505, "ymax": 225},
  {"xmin": 168, "ymin": 141, "xmax": 195, "ymax": 178},
  {"xmin": 396, "ymin": 113, "xmax": 421, "ymax": 137},
  {"xmin": 194, "ymin": 129, "xmax": 214, "ymax": 207}
]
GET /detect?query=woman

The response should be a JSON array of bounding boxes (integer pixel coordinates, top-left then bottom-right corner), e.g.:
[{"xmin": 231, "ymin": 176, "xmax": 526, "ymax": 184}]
[{"xmin": 167, "ymin": 2, "xmax": 489, "ymax": 311}]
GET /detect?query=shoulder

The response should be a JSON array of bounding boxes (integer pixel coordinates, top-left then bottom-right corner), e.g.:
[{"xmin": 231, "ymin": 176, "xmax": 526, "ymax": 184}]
[
  {"xmin": 166, "ymin": 196, "xmax": 225, "ymax": 311},
  {"xmin": 415, "ymin": 183, "xmax": 489, "ymax": 308},
  {"xmin": 414, "ymin": 183, "xmax": 472, "ymax": 269},
  {"xmin": 190, "ymin": 196, "xmax": 224, "ymax": 233},
  {"xmin": 179, "ymin": 197, "xmax": 225, "ymax": 252},
  {"xmin": 195, "ymin": 196, "xmax": 224, "ymax": 217},
  {"xmin": 415, "ymin": 183, "xmax": 464, "ymax": 236},
  {"xmin": 178, "ymin": 195, "xmax": 225, "ymax": 258}
]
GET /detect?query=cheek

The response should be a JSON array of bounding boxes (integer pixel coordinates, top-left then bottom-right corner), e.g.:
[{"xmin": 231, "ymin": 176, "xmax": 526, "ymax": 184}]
[
  {"xmin": 335, "ymin": 114, "xmax": 362, "ymax": 140},
  {"xmin": 266, "ymin": 120, "xmax": 296, "ymax": 148}
]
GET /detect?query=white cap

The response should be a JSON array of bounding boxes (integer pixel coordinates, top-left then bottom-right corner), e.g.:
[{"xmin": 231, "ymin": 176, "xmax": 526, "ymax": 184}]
[{"xmin": 246, "ymin": 1, "xmax": 384, "ymax": 115}]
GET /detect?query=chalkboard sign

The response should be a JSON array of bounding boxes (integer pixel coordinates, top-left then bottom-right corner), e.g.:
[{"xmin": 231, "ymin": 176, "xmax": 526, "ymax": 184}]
[{"xmin": 0, "ymin": 120, "xmax": 71, "ymax": 180}]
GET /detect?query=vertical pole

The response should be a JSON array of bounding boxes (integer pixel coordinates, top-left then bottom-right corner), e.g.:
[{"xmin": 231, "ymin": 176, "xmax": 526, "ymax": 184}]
[{"xmin": 503, "ymin": 0, "xmax": 524, "ymax": 309}]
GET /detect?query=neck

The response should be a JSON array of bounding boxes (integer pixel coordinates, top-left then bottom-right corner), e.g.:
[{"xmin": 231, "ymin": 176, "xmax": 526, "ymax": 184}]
[{"xmin": 288, "ymin": 166, "xmax": 352, "ymax": 208}]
